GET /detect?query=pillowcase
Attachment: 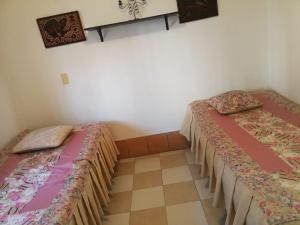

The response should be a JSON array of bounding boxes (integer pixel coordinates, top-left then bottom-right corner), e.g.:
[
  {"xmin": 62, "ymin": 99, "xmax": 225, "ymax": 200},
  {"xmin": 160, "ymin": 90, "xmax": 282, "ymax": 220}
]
[
  {"xmin": 12, "ymin": 125, "xmax": 73, "ymax": 153},
  {"xmin": 207, "ymin": 90, "xmax": 263, "ymax": 114}
]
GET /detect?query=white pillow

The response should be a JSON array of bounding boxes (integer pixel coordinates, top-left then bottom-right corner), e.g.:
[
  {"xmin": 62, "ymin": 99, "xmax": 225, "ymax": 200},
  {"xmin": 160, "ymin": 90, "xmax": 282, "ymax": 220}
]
[{"xmin": 12, "ymin": 125, "xmax": 73, "ymax": 153}]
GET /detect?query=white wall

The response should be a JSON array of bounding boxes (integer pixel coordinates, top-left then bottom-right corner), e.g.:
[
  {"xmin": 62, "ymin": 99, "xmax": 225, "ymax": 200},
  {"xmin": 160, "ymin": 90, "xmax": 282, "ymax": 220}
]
[
  {"xmin": 0, "ymin": 4, "xmax": 21, "ymax": 149},
  {"xmin": 0, "ymin": 0, "xmax": 270, "ymax": 141},
  {"xmin": 0, "ymin": 77, "xmax": 20, "ymax": 149},
  {"xmin": 268, "ymin": 0, "xmax": 300, "ymax": 103}
]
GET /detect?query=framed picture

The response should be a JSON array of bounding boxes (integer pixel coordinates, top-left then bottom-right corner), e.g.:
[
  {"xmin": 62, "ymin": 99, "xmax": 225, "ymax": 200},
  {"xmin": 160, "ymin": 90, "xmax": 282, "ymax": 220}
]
[
  {"xmin": 37, "ymin": 11, "xmax": 86, "ymax": 48},
  {"xmin": 176, "ymin": 0, "xmax": 219, "ymax": 23}
]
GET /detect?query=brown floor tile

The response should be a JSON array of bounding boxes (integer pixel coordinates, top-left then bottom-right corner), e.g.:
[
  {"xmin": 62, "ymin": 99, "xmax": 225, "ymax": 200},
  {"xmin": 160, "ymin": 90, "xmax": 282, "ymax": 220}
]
[
  {"xmin": 160, "ymin": 153, "xmax": 187, "ymax": 169},
  {"xmin": 147, "ymin": 134, "xmax": 169, "ymax": 153},
  {"xmin": 116, "ymin": 140, "xmax": 130, "ymax": 159},
  {"xmin": 115, "ymin": 162, "xmax": 135, "ymax": 176},
  {"xmin": 130, "ymin": 207, "xmax": 168, "ymax": 225},
  {"xmin": 201, "ymin": 198, "xmax": 225, "ymax": 225},
  {"xmin": 133, "ymin": 170, "xmax": 162, "ymax": 189},
  {"xmin": 127, "ymin": 137, "xmax": 149, "ymax": 157},
  {"xmin": 106, "ymin": 191, "xmax": 132, "ymax": 214},
  {"xmin": 189, "ymin": 164, "xmax": 202, "ymax": 180},
  {"xmin": 163, "ymin": 181, "xmax": 199, "ymax": 205},
  {"xmin": 167, "ymin": 131, "xmax": 190, "ymax": 151}
]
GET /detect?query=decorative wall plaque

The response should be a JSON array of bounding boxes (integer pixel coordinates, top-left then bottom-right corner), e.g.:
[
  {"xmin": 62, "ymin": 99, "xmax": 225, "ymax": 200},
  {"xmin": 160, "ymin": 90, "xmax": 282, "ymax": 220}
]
[
  {"xmin": 177, "ymin": 0, "xmax": 218, "ymax": 23},
  {"xmin": 37, "ymin": 11, "xmax": 86, "ymax": 48}
]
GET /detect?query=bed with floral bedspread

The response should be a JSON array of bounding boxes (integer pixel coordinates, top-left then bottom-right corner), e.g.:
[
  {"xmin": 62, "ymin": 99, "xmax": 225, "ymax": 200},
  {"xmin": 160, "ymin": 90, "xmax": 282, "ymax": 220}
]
[
  {"xmin": 181, "ymin": 90, "xmax": 300, "ymax": 225},
  {"xmin": 0, "ymin": 123, "xmax": 119, "ymax": 225}
]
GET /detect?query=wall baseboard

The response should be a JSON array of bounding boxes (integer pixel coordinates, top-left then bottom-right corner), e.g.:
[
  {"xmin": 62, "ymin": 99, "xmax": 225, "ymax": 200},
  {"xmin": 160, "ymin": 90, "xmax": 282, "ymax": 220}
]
[{"xmin": 115, "ymin": 131, "xmax": 190, "ymax": 159}]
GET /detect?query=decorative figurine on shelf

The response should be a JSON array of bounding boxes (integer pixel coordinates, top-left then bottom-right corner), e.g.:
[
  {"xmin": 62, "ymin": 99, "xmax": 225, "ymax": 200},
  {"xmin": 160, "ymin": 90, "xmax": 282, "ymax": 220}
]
[{"xmin": 118, "ymin": 0, "xmax": 147, "ymax": 20}]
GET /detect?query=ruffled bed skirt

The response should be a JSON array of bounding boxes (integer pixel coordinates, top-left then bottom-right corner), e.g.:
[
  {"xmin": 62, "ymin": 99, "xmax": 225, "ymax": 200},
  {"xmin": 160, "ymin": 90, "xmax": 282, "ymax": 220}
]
[
  {"xmin": 68, "ymin": 126, "xmax": 119, "ymax": 225},
  {"xmin": 180, "ymin": 106, "xmax": 298, "ymax": 225}
]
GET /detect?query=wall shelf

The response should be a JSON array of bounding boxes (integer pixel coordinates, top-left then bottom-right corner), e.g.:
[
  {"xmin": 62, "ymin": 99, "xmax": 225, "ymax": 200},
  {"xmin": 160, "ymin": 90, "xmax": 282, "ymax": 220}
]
[{"xmin": 84, "ymin": 12, "xmax": 178, "ymax": 42}]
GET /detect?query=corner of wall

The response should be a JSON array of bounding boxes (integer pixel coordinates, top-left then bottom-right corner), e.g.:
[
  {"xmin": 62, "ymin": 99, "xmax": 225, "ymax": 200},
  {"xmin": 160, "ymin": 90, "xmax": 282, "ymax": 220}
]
[{"xmin": 0, "ymin": 77, "xmax": 21, "ymax": 150}]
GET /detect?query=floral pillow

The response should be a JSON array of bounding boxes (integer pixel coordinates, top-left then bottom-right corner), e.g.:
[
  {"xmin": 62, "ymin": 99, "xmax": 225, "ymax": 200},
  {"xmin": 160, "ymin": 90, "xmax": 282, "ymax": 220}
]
[
  {"xmin": 12, "ymin": 126, "xmax": 73, "ymax": 153},
  {"xmin": 207, "ymin": 90, "xmax": 263, "ymax": 114}
]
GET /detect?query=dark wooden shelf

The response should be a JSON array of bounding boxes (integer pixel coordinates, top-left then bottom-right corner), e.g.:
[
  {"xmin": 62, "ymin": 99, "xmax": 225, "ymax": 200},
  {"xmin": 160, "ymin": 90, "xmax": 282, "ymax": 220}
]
[{"xmin": 84, "ymin": 12, "xmax": 178, "ymax": 42}]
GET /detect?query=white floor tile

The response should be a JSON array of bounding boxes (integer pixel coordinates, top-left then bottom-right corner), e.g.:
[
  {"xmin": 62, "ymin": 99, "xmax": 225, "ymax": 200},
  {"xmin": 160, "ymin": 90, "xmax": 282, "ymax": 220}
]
[
  {"xmin": 195, "ymin": 178, "xmax": 214, "ymax": 200},
  {"xmin": 119, "ymin": 158, "xmax": 135, "ymax": 163},
  {"xmin": 166, "ymin": 201, "xmax": 208, "ymax": 225},
  {"xmin": 131, "ymin": 186, "xmax": 165, "ymax": 211},
  {"xmin": 135, "ymin": 157, "xmax": 160, "ymax": 174},
  {"xmin": 110, "ymin": 175, "xmax": 133, "ymax": 193},
  {"xmin": 103, "ymin": 213, "xmax": 130, "ymax": 225},
  {"xmin": 160, "ymin": 150, "xmax": 186, "ymax": 157},
  {"xmin": 162, "ymin": 166, "xmax": 193, "ymax": 185},
  {"xmin": 134, "ymin": 154, "xmax": 159, "ymax": 160}
]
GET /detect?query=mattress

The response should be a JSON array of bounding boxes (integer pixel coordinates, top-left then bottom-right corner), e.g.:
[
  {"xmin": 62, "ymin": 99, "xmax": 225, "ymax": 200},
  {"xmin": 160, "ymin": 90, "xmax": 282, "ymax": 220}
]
[
  {"xmin": 0, "ymin": 123, "xmax": 119, "ymax": 225},
  {"xmin": 180, "ymin": 90, "xmax": 300, "ymax": 225}
]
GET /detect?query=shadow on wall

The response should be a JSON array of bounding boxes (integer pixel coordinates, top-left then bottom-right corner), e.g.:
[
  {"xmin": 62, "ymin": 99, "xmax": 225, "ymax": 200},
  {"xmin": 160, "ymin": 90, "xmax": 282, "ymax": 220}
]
[
  {"xmin": 85, "ymin": 14, "xmax": 181, "ymax": 44},
  {"xmin": 107, "ymin": 121, "xmax": 149, "ymax": 140}
]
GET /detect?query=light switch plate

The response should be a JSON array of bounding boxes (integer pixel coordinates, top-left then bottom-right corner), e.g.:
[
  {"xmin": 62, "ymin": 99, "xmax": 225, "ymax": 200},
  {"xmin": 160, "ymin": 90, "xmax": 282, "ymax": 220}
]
[{"xmin": 61, "ymin": 73, "xmax": 70, "ymax": 85}]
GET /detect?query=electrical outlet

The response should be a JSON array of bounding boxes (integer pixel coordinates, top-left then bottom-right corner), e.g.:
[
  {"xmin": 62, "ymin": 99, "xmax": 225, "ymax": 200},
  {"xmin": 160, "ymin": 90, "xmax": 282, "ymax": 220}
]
[{"xmin": 61, "ymin": 73, "xmax": 70, "ymax": 85}]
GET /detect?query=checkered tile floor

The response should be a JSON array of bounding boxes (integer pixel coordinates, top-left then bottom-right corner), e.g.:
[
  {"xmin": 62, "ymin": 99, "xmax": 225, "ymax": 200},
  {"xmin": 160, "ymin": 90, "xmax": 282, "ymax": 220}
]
[{"xmin": 104, "ymin": 150, "xmax": 225, "ymax": 225}]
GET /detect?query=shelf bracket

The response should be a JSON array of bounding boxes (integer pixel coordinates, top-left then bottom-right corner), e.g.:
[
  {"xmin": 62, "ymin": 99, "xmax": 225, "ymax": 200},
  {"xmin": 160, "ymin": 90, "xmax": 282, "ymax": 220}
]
[
  {"xmin": 164, "ymin": 15, "xmax": 169, "ymax": 30},
  {"xmin": 97, "ymin": 28, "xmax": 104, "ymax": 42},
  {"xmin": 85, "ymin": 12, "xmax": 178, "ymax": 42}
]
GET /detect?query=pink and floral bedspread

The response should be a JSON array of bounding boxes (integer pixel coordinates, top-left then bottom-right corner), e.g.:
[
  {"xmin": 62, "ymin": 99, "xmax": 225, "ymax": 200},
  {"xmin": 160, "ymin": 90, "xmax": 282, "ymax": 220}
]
[
  {"xmin": 0, "ymin": 149, "xmax": 63, "ymax": 222},
  {"xmin": 0, "ymin": 123, "xmax": 105, "ymax": 225},
  {"xmin": 190, "ymin": 90, "xmax": 300, "ymax": 225}
]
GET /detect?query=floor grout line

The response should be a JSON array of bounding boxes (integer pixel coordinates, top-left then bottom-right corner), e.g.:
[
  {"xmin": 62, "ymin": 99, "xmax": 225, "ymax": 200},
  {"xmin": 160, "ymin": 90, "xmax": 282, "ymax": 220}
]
[{"xmin": 108, "ymin": 153, "xmax": 221, "ymax": 225}]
